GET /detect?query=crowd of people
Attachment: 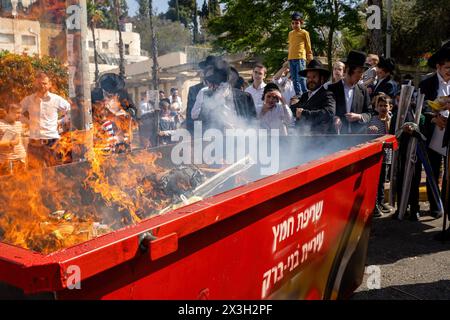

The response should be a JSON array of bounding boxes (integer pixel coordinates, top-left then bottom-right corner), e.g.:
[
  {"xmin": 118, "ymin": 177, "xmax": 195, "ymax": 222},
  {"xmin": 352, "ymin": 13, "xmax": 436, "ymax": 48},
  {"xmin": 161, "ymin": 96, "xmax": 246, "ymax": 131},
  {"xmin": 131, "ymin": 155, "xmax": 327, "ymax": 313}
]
[{"xmin": 0, "ymin": 11, "xmax": 449, "ymax": 238}]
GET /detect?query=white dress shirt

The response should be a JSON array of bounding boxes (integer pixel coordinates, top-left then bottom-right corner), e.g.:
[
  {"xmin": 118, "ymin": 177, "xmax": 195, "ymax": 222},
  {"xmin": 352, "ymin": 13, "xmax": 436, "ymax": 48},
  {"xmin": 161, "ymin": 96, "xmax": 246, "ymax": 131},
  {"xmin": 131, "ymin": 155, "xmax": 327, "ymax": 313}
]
[
  {"xmin": 245, "ymin": 82, "xmax": 266, "ymax": 116},
  {"xmin": 343, "ymin": 80, "xmax": 356, "ymax": 133},
  {"xmin": 20, "ymin": 92, "xmax": 71, "ymax": 139},
  {"xmin": 259, "ymin": 103, "xmax": 293, "ymax": 136}
]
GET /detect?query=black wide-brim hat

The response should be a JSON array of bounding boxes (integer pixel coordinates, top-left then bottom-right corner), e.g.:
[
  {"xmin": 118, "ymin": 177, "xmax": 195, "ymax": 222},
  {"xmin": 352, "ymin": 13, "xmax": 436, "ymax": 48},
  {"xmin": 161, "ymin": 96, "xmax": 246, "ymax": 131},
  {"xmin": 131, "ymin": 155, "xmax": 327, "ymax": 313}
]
[
  {"xmin": 99, "ymin": 73, "xmax": 125, "ymax": 93},
  {"xmin": 428, "ymin": 41, "xmax": 450, "ymax": 69},
  {"xmin": 341, "ymin": 50, "xmax": 370, "ymax": 69},
  {"xmin": 299, "ymin": 59, "xmax": 331, "ymax": 78},
  {"xmin": 198, "ymin": 55, "xmax": 220, "ymax": 70},
  {"xmin": 378, "ymin": 56, "xmax": 396, "ymax": 73}
]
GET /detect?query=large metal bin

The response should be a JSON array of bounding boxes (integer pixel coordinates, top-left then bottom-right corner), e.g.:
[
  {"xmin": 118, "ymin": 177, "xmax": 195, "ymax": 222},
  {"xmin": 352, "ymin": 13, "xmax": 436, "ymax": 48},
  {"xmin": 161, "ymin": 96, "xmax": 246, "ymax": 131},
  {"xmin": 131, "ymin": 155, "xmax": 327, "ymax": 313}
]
[{"xmin": 0, "ymin": 134, "xmax": 396, "ymax": 299}]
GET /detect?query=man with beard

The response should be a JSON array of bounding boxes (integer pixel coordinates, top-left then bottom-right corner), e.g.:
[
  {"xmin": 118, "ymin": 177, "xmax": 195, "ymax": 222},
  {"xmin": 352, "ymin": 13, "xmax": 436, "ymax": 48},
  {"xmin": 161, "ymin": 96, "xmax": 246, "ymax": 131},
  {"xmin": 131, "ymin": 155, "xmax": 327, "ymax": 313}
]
[
  {"xmin": 290, "ymin": 59, "xmax": 335, "ymax": 134},
  {"xmin": 327, "ymin": 50, "xmax": 372, "ymax": 134}
]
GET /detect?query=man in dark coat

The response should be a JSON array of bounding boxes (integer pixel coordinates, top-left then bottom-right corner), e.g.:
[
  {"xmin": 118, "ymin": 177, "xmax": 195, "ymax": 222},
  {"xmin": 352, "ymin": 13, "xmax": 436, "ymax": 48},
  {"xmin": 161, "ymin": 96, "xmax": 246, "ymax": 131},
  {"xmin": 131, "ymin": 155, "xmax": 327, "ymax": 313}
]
[
  {"xmin": 371, "ymin": 57, "xmax": 397, "ymax": 99},
  {"xmin": 186, "ymin": 56, "xmax": 220, "ymax": 134},
  {"xmin": 290, "ymin": 59, "xmax": 335, "ymax": 134},
  {"xmin": 420, "ymin": 41, "xmax": 450, "ymax": 222},
  {"xmin": 190, "ymin": 59, "xmax": 256, "ymax": 132},
  {"xmin": 327, "ymin": 50, "xmax": 372, "ymax": 134}
]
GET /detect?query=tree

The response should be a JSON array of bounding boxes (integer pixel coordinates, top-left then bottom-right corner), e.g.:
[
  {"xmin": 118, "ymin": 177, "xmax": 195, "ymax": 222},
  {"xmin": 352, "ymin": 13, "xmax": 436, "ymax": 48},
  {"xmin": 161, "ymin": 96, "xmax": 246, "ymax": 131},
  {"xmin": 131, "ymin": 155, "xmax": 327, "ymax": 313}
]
[
  {"xmin": 208, "ymin": 0, "xmax": 221, "ymax": 17},
  {"xmin": 132, "ymin": 16, "xmax": 192, "ymax": 56},
  {"xmin": 200, "ymin": 0, "xmax": 208, "ymax": 19},
  {"xmin": 113, "ymin": 0, "xmax": 125, "ymax": 77},
  {"xmin": 165, "ymin": 0, "xmax": 196, "ymax": 28},
  {"xmin": 307, "ymin": 0, "xmax": 364, "ymax": 71},
  {"xmin": 208, "ymin": 0, "xmax": 364, "ymax": 72},
  {"xmin": 390, "ymin": 0, "xmax": 450, "ymax": 65},
  {"xmin": 366, "ymin": 0, "xmax": 383, "ymax": 56},
  {"xmin": 87, "ymin": 0, "xmax": 105, "ymax": 83},
  {"xmin": 0, "ymin": 51, "xmax": 68, "ymax": 104},
  {"xmin": 149, "ymin": 0, "xmax": 159, "ymax": 89},
  {"xmin": 193, "ymin": 0, "xmax": 199, "ymax": 43}
]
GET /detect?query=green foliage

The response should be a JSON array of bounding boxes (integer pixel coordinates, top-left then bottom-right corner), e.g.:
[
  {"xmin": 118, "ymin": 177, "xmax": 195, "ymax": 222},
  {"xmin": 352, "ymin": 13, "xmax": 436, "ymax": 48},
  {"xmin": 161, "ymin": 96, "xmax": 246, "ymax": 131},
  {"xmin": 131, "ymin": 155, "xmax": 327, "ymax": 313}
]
[
  {"xmin": 94, "ymin": 0, "xmax": 129, "ymax": 29},
  {"xmin": 133, "ymin": 17, "xmax": 193, "ymax": 55},
  {"xmin": 207, "ymin": 0, "xmax": 364, "ymax": 72},
  {"xmin": 391, "ymin": 0, "xmax": 450, "ymax": 65},
  {"xmin": 0, "ymin": 51, "xmax": 68, "ymax": 104}
]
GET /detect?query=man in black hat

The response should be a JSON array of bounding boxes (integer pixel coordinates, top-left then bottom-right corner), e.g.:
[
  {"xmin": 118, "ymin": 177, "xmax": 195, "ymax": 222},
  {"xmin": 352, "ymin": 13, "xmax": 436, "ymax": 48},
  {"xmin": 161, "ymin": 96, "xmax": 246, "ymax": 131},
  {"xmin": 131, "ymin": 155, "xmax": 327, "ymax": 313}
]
[
  {"xmin": 327, "ymin": 50, "xmax": 372, "ymax": 134},
  {"xmin": 290, "ymin": 59, "xmax": 335, "ymax": 134},
  {"xmin": 371, "ymin": 57, "xmax": 397, "ymax": 99},
  {"xmin": 186, "ymin": 55, "xmax": 219, "ymax": 134},
  {"xmin": 191, "ymin": 59, "xmax": 256, "ymax": 132},
  {"xmin": 91, "ymin": 73, "xmax": 137, "ymax": 118},
  {"xmin": 420, "ymin": 41, "xmax": 450, "ymax": 221}
]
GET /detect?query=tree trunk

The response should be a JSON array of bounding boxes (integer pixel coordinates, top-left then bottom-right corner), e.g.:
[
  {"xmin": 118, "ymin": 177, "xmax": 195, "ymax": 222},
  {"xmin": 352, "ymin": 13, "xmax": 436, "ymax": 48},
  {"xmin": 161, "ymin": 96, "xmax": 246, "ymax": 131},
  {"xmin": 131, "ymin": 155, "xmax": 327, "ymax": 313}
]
[
  {"xmin": 193, "ymin": 0, "xmax": 199, "ymax": 44},
  {"xmin": 91, "ymin": 24, "xmax": 99, "ymax": 83},
  {"xmin": 175, "ymin": 0, "xmax": 180, "ymax": 21},
  {"xmin": 367, "ymin": 0, "xmax": 384, "ymax": 56},
  {"xmin": 114, "ymin": 0, "xmax": 125, "ymax": 77},
  {"xmin": 327, "ymin": 27, "xmax": 334, "ymax": 72},
  {"xmin": 149, "ymin": 0, "xmax": 159, "ymax": 90}
]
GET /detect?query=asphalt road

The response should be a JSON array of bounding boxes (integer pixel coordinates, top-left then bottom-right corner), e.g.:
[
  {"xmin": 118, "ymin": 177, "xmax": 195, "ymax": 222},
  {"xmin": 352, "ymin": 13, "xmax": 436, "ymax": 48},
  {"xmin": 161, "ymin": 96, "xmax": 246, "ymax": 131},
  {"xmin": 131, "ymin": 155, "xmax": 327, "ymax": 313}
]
[{"xmin": 351, "ymin": 202, "xmax": 450, "ymax": 300}]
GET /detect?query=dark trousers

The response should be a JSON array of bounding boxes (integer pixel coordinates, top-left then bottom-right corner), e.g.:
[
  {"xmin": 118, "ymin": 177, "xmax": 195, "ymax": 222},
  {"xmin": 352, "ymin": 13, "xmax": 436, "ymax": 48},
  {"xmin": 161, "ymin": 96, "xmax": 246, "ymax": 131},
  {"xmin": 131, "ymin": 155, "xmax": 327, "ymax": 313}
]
[
  {"xmin": 426, "ymin": 148, "xmax": 445, "ymax": 212},
  {"xmin": 138, "ymin": 114, "xmax": 158, "ymax": 148},
  {"xmin": 377, "ymin": 163, "xmax": 386, "ymax": 205},
  {"xmin": 395, "ymin": 137, "xmax": 422, "ymax": 213}
]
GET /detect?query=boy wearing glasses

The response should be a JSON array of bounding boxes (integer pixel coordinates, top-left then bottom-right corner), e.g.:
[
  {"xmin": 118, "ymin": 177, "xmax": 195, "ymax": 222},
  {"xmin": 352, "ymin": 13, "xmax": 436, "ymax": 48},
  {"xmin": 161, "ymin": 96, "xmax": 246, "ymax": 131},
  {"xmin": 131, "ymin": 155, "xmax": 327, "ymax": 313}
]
[{"xmin": 288, "ymin": 12, "xmax": 313, "ymax": 97}]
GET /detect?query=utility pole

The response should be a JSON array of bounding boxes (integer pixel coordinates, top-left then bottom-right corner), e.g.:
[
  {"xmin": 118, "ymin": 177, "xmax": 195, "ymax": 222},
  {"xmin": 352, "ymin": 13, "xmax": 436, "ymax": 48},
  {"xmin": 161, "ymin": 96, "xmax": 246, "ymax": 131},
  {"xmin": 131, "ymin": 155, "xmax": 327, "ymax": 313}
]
[{"xmin": 386, "ymin": 0, "xmax": 392, "ymax": 58}]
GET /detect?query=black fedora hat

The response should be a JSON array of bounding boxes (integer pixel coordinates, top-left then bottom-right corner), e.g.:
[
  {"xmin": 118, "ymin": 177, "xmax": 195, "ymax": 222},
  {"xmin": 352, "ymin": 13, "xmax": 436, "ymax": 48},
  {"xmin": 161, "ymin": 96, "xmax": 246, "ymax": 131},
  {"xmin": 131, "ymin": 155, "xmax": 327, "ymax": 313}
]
[
  {"xmin": 341, "ymin": 50, "xmax": 370, "ymax": 69},
  {"xmin": 99, "ymin": 73, "xmax": 125, "ymax": 93},
  {"xmin": 428, "ymin": 40, "xmax": 450, "ymax": 69},
  {"xmin": 378, "ymin": 56, "xmax": 396, "ymax": 73},
  {"xmin": 204, "ymin": 59, "xmax": 230, "ymax": 84},
  {"xmin": 299, "ymin": 59, "xmax": 331, "ymax": 78},
  {"xmin": 199, "ymin": 55, "xmax": 220, "ymax": 70}
]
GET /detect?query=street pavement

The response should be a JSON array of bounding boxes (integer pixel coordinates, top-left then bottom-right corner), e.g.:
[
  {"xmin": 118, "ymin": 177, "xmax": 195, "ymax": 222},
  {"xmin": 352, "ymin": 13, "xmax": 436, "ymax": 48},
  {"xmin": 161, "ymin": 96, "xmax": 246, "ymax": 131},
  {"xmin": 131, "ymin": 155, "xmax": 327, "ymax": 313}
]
[{"xmin": 351, "ymin": 202, "xmax": 450, "ymax": 300}]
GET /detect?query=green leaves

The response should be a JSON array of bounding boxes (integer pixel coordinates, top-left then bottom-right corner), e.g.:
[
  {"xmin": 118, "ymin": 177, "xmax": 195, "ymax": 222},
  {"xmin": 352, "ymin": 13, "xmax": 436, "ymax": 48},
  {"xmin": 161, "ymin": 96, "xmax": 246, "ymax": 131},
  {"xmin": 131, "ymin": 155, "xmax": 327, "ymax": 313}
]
[{"xmin": 0, "ymin": 51, "xmax": 68, "ymax": 104}]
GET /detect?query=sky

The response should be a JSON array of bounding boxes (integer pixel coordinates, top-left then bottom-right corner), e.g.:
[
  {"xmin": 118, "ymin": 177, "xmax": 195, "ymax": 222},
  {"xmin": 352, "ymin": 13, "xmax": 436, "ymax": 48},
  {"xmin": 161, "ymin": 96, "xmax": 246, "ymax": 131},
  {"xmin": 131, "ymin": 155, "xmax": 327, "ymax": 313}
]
[{"xmin": 126, "ymin": 0, "xmax": 170, "ymax": 16}]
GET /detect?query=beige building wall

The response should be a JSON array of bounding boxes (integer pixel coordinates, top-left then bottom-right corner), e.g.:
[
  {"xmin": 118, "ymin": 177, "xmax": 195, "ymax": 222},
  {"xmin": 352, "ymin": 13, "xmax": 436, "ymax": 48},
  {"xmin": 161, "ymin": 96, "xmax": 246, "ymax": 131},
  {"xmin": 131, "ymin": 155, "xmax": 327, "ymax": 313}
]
[{"xmin": 0, "ymin": 17, "xmax": 40, "ymax": 55}]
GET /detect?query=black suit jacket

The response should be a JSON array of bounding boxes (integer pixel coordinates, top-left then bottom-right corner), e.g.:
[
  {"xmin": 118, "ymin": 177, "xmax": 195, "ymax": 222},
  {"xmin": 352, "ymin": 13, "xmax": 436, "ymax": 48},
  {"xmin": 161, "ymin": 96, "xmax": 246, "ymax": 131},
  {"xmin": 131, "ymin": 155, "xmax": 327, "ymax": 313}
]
[
  {"xmin": 290, "ymin": 86, "xmax": 335, "ymax": 134},
  {"xmin": 371, "ymin": 75, "xmax": 397, "ymax": 98},
  {"xmin": 419, "ymin": 73, "xmax": 440, "ymax": 144},
  {"xmin": 186, "ymin": 82, "xmax": 206, "ymax": 134},
  {"xmin": 327, "ymin": 80, "xmax": 372, "ymax": 134}
]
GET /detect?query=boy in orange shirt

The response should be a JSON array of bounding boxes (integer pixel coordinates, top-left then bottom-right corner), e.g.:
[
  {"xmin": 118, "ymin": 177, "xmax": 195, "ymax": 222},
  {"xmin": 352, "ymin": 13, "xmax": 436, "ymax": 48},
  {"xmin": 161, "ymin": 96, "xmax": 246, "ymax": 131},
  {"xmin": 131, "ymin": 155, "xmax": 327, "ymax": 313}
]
[{"xmin": 288, "ymin": 12, "xmax": 313, "ymax": 96}]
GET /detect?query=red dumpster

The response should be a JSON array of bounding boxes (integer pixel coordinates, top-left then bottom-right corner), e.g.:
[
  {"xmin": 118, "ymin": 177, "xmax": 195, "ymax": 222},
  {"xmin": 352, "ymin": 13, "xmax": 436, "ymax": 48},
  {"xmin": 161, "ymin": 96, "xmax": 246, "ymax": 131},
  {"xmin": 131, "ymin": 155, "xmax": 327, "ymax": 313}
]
[{"xmin": 0, "ymin": 134, "xmax": 396, "ymax": 300}]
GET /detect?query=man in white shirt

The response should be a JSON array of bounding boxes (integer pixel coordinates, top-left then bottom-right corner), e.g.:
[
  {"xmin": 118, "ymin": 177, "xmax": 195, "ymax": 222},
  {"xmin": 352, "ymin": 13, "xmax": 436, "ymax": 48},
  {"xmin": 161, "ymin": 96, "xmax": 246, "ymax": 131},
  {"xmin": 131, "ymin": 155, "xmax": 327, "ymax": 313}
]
[
  {"xmin": 245, "ymin": 64, "xmax": 267, "ymax": 116},
  {"xmin": 20, "ymin": 72, "xmax": 71, "ymax": 169},
  {"xmin": 169, "ymin": 88, "xmax": 183, "ymax": 112}
]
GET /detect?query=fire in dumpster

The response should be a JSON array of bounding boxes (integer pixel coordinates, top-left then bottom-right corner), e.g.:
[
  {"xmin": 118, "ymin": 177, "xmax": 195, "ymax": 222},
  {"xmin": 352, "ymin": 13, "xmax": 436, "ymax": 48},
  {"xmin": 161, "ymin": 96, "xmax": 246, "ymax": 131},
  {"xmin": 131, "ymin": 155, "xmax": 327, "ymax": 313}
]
[{"xmin": 0, "ymin": 131, "xmax": 253, "ymax": 254}]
